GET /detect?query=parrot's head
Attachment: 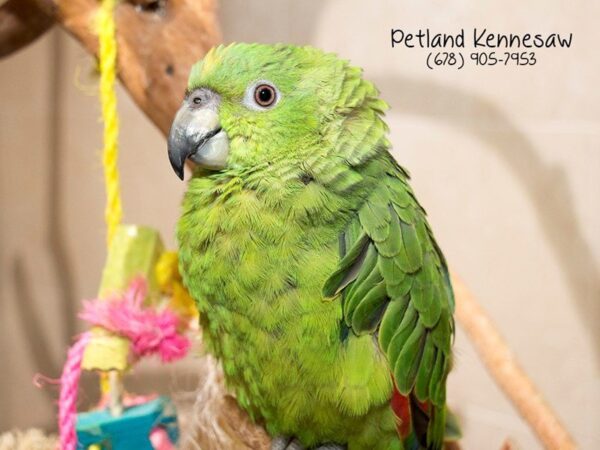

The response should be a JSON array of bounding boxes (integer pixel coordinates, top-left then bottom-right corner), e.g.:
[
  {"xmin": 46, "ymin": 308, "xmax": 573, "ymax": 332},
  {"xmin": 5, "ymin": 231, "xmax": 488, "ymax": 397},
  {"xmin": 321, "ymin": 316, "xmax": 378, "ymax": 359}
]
[{"xmin": 168, "ymin": 43, "xmax": 385, "ymax": 179}]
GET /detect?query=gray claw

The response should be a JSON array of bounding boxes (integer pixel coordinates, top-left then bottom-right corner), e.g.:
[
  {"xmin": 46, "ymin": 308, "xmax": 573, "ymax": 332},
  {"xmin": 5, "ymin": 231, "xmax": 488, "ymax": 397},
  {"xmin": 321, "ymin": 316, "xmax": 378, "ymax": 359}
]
[
  {"xmin": 271, "ymin": 436, "xmax": 304, "ymax": 450},
  {"xmin": 271, "ymin": 436, "xmax": 345, "ymax": 450}
]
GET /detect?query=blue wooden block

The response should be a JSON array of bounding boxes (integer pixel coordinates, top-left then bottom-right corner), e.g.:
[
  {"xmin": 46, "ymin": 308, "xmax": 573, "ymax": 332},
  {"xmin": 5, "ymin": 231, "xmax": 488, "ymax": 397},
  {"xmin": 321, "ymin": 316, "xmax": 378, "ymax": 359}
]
[{"xmin": 76, "ymin": 396, "xmax": 179, "ymax": 450}]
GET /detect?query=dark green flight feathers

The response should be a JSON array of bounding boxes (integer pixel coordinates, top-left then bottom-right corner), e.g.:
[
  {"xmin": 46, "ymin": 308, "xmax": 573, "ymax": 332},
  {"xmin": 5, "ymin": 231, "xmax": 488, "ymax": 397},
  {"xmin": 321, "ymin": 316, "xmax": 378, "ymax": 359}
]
[{"xmin": 323, "ymin": 164, "xmax": 455, "ymax": 447}]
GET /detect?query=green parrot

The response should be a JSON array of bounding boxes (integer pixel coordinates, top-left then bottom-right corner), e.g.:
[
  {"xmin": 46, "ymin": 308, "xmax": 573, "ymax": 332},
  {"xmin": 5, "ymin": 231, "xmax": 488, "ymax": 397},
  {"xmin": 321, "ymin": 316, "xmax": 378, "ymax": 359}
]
[{"xmin": 168, "ymin": 43, "xmax": 456, "ymax": 450}]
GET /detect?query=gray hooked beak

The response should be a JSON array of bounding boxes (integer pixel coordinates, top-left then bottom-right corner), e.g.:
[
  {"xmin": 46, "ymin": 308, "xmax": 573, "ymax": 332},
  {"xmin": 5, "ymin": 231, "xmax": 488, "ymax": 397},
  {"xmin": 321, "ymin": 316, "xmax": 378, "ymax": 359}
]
[{"xmin": 168, "ymin": 88, "xmax": 229, "ymax": 179}]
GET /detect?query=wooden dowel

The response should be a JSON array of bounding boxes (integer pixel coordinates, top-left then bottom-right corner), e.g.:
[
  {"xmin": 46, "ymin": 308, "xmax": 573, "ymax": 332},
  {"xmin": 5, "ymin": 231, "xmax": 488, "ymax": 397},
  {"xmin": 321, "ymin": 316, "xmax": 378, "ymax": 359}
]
[{"xmin": 452, "ymin": 273, "xmax": 577, "ymax": 450}]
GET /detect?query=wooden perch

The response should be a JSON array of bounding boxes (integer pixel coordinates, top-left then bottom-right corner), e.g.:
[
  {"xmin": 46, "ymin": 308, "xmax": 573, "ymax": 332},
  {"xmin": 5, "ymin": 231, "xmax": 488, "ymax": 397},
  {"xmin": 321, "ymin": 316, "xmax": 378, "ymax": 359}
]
[
  {"xmin": 0, "ymin": 0, "xmax": 54, "ymax": 58},
  {"xmin": 0, "ymin": 1, "xmax": 578, "ymax": 449},
  {"xmin": 55, "ymin": 0, "xmax": 221, "ymax": 134},
  {"xmin": 451, "ymin": 273, "xmax": 577, "ymax": 450},
  {"xmin": 8, "ymin": 0, "xmax": 222, "ymax": 135}
]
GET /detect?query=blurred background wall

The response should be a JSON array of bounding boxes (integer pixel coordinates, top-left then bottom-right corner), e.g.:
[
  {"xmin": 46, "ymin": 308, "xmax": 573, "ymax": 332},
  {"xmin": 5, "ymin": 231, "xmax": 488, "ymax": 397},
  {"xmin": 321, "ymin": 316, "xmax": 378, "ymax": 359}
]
[{"xmin": 0, "ymin": 0, "xmax": 598, "ymax": 448}]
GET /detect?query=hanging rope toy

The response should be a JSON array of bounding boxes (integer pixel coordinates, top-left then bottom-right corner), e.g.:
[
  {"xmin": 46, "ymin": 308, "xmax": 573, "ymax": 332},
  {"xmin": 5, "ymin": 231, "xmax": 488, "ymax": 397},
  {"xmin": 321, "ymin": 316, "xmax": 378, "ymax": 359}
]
[
  {"xmin": 54, "ymin": 1, "xmax": 197, "ymax": 448},
  {"xmin": 59, "ymin": 274, "xmax": 191, "ymax": 450}
]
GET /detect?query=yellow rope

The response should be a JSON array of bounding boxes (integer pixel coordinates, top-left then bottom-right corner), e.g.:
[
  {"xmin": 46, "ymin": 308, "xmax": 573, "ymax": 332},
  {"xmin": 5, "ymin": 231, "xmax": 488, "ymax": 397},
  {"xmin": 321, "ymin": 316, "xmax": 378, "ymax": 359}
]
[
  {"xmin": 97, "ymin": 0, "xmax": 121, "ymax": 397},
  {"xmin": 94, "ymin": 1, "xmax": 196, "ymax": 400},
  {"xmin": 98, "ymin": 0, "xmax": 122, "ymax": 247}
]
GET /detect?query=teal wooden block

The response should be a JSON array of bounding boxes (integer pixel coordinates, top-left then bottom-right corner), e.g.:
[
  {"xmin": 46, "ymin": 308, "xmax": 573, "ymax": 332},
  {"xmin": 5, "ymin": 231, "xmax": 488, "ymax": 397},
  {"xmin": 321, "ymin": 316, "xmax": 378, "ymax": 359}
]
[{"xmin": 76, "ymin": 396, "xmax": 179, "ymax": 450}]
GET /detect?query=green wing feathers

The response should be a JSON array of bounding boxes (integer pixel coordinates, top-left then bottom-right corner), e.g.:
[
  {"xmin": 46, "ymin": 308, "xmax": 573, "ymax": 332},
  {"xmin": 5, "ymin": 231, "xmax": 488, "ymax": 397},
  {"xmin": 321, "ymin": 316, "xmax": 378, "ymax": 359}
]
[{"xmin": 323, "ymin": 166, "xmax": 455, "ymax": 449}]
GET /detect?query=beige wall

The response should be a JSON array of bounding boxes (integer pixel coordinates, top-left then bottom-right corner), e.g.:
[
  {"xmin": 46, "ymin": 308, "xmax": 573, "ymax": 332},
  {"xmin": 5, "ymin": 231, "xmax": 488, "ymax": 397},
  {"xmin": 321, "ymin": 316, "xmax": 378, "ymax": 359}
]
[{"xmin": 1, "ymin": 1, "xmax": 599, "ymax": 449}]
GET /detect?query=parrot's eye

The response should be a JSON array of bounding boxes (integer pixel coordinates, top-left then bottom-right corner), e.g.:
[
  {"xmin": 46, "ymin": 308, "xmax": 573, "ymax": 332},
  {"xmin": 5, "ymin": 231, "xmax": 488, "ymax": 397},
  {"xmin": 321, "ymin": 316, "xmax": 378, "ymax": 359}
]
[
  {"xmin": 244, "ymin": 80, "xmax": 280, "ymax": 111},
  {"xmin": 254, "ymin": 84, "xmax": 276, "ymax": 107}
]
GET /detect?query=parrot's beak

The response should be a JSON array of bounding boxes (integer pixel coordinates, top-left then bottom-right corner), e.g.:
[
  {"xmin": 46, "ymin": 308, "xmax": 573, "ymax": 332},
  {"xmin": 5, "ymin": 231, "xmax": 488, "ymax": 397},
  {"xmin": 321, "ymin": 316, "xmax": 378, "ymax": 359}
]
[{"xmin": 168, "ymin": 90, "xmax": 229, "ymax": 180}]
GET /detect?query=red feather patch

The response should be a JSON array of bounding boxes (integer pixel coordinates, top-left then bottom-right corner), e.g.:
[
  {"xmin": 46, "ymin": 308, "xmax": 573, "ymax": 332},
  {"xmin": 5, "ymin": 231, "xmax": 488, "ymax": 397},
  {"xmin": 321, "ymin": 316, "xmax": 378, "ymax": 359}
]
[{"xmin": 390, "ymin": 384, "xmax": 412, "ymax": 437}]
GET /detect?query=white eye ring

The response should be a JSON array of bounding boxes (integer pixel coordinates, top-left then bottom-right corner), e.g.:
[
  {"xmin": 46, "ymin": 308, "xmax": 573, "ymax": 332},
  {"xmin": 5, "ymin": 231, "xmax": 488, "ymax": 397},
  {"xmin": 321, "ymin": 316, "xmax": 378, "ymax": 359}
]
[{"xmin": 243, "ymin": 80, "xmax": 281, "ymax": 111}]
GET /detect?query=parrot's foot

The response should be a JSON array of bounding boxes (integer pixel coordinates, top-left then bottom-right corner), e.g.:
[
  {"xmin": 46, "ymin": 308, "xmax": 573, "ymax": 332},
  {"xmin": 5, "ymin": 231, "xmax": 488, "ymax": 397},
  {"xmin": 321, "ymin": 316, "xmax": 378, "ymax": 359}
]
[
  {"xmin": 271, "ymin": 436, "xmax": 346, "ymax": 450},
  {"xmin": 271, "ymin": 437, "xmax": 303, "ymax": 450}
]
